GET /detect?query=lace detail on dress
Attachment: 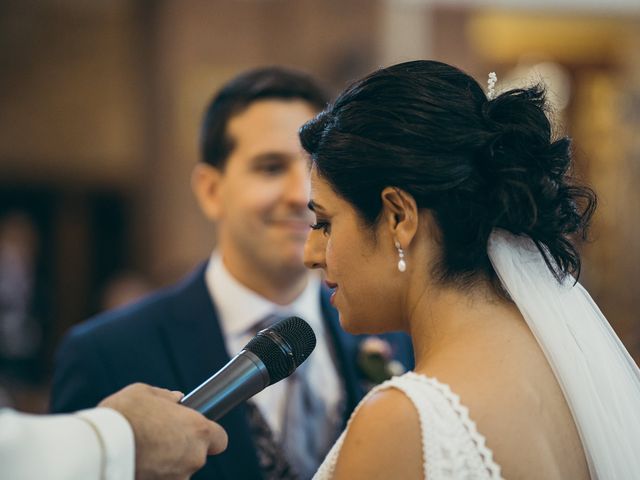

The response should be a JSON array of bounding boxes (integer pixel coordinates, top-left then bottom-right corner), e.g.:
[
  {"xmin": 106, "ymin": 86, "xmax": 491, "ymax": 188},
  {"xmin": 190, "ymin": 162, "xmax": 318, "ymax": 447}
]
[{"xmin": 313, "ymin": 372, "xmax": 503, "ymax": 480}]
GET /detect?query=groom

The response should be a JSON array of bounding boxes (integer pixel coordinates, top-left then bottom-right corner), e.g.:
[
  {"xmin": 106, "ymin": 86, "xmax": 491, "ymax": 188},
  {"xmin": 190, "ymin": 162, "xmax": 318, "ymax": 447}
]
[{"xmin": 50, "ymin": 67, "xmax": 413, "ymax": 480}]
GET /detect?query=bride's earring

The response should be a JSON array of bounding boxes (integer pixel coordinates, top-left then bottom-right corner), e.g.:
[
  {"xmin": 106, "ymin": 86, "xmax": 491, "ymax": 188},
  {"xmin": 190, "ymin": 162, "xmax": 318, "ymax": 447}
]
[{"xmin": 395, "ymin": 240, "xmax": 406, "ymax": 272}]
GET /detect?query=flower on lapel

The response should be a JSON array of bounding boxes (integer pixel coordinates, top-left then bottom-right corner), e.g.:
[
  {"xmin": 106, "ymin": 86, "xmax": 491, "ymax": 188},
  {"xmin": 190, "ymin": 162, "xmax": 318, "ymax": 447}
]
[{"xmin": 357, "ymin": 337, "xmax": 406, "ymax": 390}]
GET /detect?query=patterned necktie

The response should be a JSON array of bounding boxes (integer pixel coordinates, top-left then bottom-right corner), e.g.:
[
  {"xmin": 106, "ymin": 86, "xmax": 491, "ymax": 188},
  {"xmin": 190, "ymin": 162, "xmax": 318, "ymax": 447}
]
[
  {"xmin": 280, "ymin": 345, "xmax": 337, "ymax": 479},
  {"xmin": 245, "ymin": 400, "xmax": 299, "ymax": 480}
]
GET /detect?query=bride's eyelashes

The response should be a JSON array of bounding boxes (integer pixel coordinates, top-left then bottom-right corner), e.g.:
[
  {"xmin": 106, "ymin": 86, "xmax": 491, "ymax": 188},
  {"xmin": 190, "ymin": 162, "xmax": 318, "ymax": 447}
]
[{"xmin": 310, "ymin": 221, "xmax": 331, "ymax": 235}]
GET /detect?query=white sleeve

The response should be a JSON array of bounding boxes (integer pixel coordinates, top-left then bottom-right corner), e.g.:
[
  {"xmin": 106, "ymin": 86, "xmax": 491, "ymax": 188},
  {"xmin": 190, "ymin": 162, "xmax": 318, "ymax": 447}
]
[{"xmin": 0, "ymin": 407, "xmax": 135, "ymax": 480}]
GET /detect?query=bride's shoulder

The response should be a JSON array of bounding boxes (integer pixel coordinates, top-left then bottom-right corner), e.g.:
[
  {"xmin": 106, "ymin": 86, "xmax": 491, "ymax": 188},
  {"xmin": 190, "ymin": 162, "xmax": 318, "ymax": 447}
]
[{"xmin": 331, "ymin": 380, "xmax": 423, "ymax": 480}]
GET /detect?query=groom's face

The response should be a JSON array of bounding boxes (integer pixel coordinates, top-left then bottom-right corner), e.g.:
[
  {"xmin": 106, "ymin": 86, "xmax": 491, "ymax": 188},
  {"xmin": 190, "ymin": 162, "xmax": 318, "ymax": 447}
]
[{"xmin": 200, "ymin": 99, "xmax": 317, "ymax": 280}]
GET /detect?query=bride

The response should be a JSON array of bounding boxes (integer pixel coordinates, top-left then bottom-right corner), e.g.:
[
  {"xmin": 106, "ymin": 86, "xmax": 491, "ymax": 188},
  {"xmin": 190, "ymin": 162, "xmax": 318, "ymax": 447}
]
[{"xmin": 300, "ymin": 60, "xmax": 640, "ymax": 479}]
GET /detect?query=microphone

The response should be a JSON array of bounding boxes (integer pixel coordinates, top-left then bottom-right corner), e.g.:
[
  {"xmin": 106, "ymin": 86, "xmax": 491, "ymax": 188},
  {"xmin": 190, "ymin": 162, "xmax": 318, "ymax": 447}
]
[{"xmin": 180, "ymin": 316, "xmax": 316, "ymax": 420}]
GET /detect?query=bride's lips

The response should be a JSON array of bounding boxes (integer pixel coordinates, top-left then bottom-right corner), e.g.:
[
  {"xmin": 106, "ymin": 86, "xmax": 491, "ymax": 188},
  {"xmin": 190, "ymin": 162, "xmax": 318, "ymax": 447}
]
[{"xmin": 325, "ymin": 281, "xmax": 338, "ymax": 305}]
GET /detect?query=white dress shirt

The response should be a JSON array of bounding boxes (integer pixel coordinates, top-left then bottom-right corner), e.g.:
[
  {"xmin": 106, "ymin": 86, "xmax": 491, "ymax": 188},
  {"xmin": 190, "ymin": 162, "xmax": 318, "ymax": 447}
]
[
  {"xmin": 206, "ymin": 252, "xmax": 343, "ymax": 439},
  {"xmin": 0, "ymin": 407, "xmax": 134, "ymax": 480}
]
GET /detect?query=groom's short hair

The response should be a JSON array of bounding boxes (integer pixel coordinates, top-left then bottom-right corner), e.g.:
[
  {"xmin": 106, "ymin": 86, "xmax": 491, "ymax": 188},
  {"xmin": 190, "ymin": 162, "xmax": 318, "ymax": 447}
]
[{"xmin": 200, "ymin": 66, "xmax": 329, "ymax": 170}]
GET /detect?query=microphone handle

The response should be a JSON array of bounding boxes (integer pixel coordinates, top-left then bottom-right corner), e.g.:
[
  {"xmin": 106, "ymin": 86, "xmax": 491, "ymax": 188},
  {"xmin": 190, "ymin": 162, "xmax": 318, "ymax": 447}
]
[{"xmin": 180, "ymin": 350, "xmax": 270, "ymax": 420}]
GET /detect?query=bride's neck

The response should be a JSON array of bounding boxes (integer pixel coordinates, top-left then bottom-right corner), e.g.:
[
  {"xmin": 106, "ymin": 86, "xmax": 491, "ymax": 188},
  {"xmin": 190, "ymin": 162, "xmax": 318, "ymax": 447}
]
[{"xmin": 406, "ymin": 281, "xmax": 516, "ymax": 372}]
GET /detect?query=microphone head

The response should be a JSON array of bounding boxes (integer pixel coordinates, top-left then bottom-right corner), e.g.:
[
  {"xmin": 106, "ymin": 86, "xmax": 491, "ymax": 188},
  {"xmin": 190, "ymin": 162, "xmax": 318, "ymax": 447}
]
[{"xmin": 244, "ymin": 316, "xmax": 316, "ymax": 385}]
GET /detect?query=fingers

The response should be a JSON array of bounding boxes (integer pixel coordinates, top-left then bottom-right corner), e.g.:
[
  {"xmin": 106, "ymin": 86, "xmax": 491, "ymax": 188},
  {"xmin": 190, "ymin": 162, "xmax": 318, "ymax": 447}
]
[
  {"xmin": 169, "ymin": 390, "xmax": 185, "ymax": 402},
  {"xmin": 206, "ymin": 421, "xmax": 229, "ymax": 455},
  {"xmin": 146, "ymin": 385, "xmax": 185, "ymax": 402},
  {"xmin": 149, "ymin": 387, "xmax": 227, "ymax": 455}
]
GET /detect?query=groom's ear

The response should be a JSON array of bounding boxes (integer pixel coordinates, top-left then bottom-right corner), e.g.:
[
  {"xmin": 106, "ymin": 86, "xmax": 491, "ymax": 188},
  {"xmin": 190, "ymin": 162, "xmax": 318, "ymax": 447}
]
[
  {"xmin": 380, "ymin": 187, "xmax": 418, "ymax": 246},
  {"xmin": 191, "ymin": 162, "xmax": 224, "ymax": 220}
]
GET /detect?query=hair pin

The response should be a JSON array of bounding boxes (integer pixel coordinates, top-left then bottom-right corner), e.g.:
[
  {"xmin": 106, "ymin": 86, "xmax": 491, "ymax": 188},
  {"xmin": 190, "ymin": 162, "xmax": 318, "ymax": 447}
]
[{"xmin": 487, "ymin": 72, "xmax": 497, "ymax": 100}]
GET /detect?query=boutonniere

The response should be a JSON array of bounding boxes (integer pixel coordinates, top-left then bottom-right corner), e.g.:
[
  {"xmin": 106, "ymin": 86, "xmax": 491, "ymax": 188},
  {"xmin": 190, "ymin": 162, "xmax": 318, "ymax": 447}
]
[{"xmin": 357, "ymin": 337, "xmax": 406, "ymax": 390}]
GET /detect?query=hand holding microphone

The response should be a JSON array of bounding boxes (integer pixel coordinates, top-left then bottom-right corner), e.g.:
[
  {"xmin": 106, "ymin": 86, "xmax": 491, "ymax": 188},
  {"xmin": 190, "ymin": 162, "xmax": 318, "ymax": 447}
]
[
  {"xmin": 180, "ymin": 316, "xmax": 316, "ymax": 420},
  {"xmin": 99, "ymin": 384, "xmax": 228, "ymax": 480}
]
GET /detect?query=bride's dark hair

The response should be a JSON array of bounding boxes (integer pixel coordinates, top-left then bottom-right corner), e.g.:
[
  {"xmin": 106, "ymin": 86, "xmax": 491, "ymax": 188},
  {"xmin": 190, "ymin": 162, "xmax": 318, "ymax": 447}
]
[{"xmin": 300, "ymin": 60, "xmax": 596, "ymax": 288}]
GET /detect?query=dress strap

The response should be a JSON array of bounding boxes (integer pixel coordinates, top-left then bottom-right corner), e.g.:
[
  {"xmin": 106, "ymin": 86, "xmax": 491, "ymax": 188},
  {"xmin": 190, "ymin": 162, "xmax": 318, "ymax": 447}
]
[
  {"xmin": 312, "ymin": 373, "xmax": 502, "ymax": 480},
  {"xmin": 396, "ymin": 373, "xmax": 502, "ymax": 480}
]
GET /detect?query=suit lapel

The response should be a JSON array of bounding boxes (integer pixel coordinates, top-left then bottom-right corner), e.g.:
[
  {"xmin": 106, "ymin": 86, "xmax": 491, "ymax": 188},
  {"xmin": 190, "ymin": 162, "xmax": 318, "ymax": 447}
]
[
  {"xmin": 160, "ymin": 263, "xmax": 228, "ymax": 391},
  {"xmin": 158, "ymin": 263, "xmax": 263, "ymax": 480}
]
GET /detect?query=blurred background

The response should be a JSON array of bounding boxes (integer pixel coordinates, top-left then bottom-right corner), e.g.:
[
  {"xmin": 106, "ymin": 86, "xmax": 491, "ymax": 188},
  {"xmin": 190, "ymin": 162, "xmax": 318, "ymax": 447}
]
[{"xmin": 1, "ymin": 0, "xmax": 639, "ymax": 412}]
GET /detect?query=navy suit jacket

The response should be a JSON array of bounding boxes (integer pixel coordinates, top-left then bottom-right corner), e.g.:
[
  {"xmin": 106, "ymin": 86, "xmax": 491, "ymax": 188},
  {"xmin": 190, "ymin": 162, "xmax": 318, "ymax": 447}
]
[{"xmin": 51, "ymin": 264, "xmax": 413, "ymax": 480}]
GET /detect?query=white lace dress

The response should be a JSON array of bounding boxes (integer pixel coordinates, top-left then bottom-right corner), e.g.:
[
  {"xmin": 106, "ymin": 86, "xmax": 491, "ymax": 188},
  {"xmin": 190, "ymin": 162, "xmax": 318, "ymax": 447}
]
[{"xmin": 313, "ymin": 372, "xmax": 503, "ymax": 480}]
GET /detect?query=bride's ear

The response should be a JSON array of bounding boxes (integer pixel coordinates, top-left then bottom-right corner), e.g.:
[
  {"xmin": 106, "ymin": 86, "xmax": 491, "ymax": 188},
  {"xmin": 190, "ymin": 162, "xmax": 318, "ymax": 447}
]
[{"xmin": 380, "ymin": 187, "xmax": 418, "ymax": 247}]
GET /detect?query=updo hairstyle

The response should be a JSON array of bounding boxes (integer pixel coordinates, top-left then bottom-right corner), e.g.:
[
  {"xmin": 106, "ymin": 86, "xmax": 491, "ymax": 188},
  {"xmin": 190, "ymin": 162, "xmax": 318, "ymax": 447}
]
[{"xmin": 299, "ymin": 60, "xmax": 596, "ymax": 289}]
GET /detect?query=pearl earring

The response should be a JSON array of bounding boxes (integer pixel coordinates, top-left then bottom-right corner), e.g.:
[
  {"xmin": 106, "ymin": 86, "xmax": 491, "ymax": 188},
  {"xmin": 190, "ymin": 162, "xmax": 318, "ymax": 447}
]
[{"xmin": 395, "ymin": 240, "xmax": 406, "ymax": 272}]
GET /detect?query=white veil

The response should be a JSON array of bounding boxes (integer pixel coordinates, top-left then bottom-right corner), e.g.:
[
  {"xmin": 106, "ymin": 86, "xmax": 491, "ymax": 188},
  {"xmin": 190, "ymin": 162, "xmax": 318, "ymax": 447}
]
[{"xmin": 488, "ymin": 230, "xmax": 640, "ymax": 479}]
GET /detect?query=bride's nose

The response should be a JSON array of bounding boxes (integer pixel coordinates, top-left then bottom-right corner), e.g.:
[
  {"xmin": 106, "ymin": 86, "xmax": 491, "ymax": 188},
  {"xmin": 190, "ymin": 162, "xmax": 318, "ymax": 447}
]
[{"xmin": 304, "ymin": 231, "xmax": 326, "ymax": 270}]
